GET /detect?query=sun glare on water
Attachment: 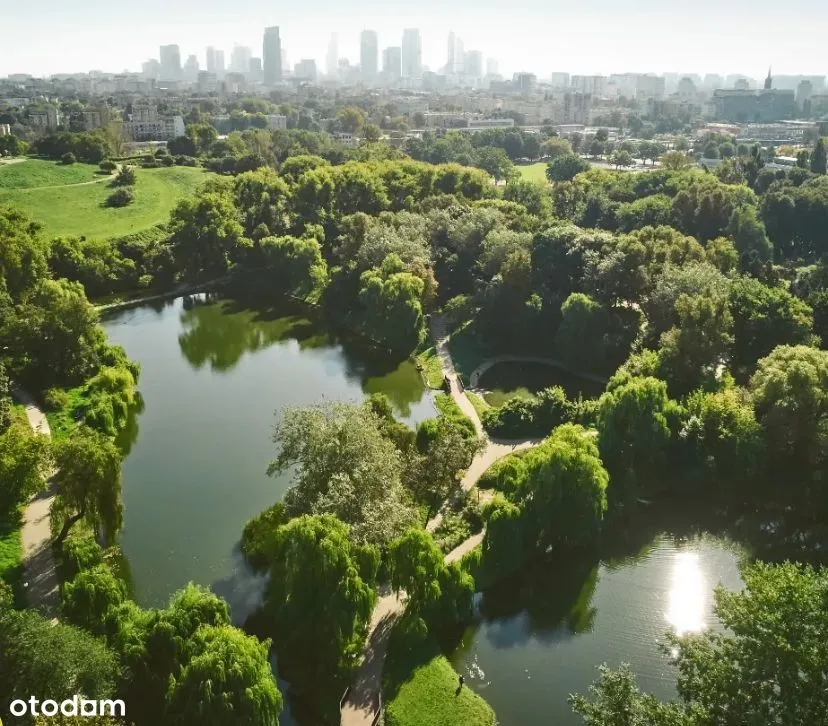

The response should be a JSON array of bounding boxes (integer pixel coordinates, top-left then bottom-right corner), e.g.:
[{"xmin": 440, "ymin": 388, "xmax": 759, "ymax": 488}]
[{"xmin": 666, "ymin": 551, "xmax": 706, "ymax": 636}]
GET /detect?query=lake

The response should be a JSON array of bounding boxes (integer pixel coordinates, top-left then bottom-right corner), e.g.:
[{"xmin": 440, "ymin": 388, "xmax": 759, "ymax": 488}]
[
  {"xmin": 103, "ymin": 293, "xmax": 436, "ymax": 611},
  {"xmin": 451, "ymin": 532, "xmax": 744, "ymax": 725}
]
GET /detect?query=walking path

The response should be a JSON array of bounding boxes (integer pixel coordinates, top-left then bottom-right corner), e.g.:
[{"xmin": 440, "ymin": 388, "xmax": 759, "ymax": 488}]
[
  {"xmin": 13, "ymin": 387, "xmax": 59, "ymax": 617},
  {"xmin": 340, "ymin": 315, "xmax": 542, "ymax": 725}
]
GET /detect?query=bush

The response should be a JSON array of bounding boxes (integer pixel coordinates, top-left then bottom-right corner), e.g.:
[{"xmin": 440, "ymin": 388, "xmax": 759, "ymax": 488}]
[
  {"xmin": 482, "ymin": 385, "xmax": 577, "ymax": 438},
  {"xmin": 175, "ymin": 155, "xmax": 200, "ymax": 167},
  {"xmin": 141, "ymin": 159, "xmax": 161, "ymax": 169},
  {"xmin": 43, "ymin": 387, "xmax": 69, "ymax": 411},
  {"xmin": 61, "ymin": 152, "xmax": 76, "ymax": 165},
  {"xmin": 105, "ymin": 188, "xmax": 134, "ymax": 207},
  {"xmin": 113, "ymin": 165, "xmax": 136, "ymax": 186},
  {"xmin": 98, "ymin": 159, "xmax": 117, "ymax": 172}
]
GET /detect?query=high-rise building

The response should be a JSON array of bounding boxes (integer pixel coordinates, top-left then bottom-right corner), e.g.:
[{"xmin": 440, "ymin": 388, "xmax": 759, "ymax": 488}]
[
  {"xmin": 294, "ymin": 59, "xmax": 317, "ymax": 83},
  {"xmin": 382, "ymin": 46, "xmax": 402, "ymax": 86},
  {"xmin": 142, "ymin": 59, "xmax": 160, "ymax": 80},
  {"xmin": 250, "ymin": 57, "xmax": 263, "ymax": 82},
  {"xmin": 206, "ymin": 47, "xmax": 216, "ymax": 73},
  {"xmin": 360, "ymin": 30, "xmax": 379, "ymax": 83},
  {"xmin": 159, "ymin": 44, "xmax": 181, "ymax": 81},
  {"xmin": 183, "ymin": 55, "xmax": 199, "ymax": 82},
  {"xmin": 454, "ymin": 37, "xmax": 465, "ymax": 74},
  {"xmin": 487, "ymin": 58, "xmax": 499, "ymax": 77},
  {"xmin": 464, "ymin": 51, "xmax": 483, "ymax": 79},
  {"xmin": 447, "ymin": 32, "xmax": 456, "ymax": 73},
  {"xmin": 214, "ymin": 50, "xmax": 226, "ymax": 78},
  {"xmin": 263, "ymin": 26, "xmax": 282, "ymax": 85},
  {"xmin": 326, "ymin": 33, "xmax": 339, "ymax": 77},
  {"xmin": 401, "ymin": 29, "xmax": 422, "ymax": 81},
  {"xmin": 231, "ymin": 45, "xmax": 252, "ymax": 73}
]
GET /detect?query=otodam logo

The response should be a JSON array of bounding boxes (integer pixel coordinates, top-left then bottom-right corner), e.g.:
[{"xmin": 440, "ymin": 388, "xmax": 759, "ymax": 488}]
[{"xmin": 6, "ymin": 696, "xmax": 125, "ymax": 719}]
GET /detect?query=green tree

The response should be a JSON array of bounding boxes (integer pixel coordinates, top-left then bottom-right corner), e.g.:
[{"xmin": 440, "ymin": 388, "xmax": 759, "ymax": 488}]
[
  {"xmin": 729, "ymin": 277, "xmax": 815, "ymax": 370},
  {"xmin": 0, "ymin": 420, "xmax": 51, "ymax": 515},
  {"xmin": 268, "ymin": 401, "xmax": 417, "ymax": 546},
  {"xmin": 810, "ymin": 137, "xmax": 826, "ymax": 175},
  {"xmin": 186, "ymin": 123, "xmax": 218, "ymax": 154},
  {"xmin": 389, "ymin": 528, "xmax": 445, "ymax": 615},
  {"xmin": 335, "ymin": 107, "xmax": 367, "ymax": 134},
  {"xmin": 541, "ymin": 137, "xmax": 573, "ymax": 159},
  {"xmin": 169, "ymin": 192, "xmax": 247, "ymax": 279},
  {"xmin": 726, "ymin": 206, "xmax": 773, "ymax": 266},
  {"xmin": 52, "ymin": 426, "xmax": 122, "ymax": 545},
  {"xmin": 113, "ymin": 165, "xmax": 136, "ymax": 186},
  {"xmin": 263, "ymin": 515, "xmax": 377, "ymax": 689},
  {"xmin": 258, "ymin": 235, "xmax": 327, "ymax": 298},
  {"xmin": 554, "ymin": 293, "xmax": 610, "ymax": 372},
  {"xmin": 610, "ymin": 150, "xmax": 634, "ymax": 169},
  {"xmin": 546, "ymin": 153, "xmax": 590, "ymax": 182},
  {"xmin": 166, "ymin": 625, "xmax": 282, "ymax": 726},
  {"xmin": 357, "ymin": 255, "xmax": 425, "ymax": 353},
  {"xmin": 597, "ymin": 377, "xmax": 679, "ymax": 503},
  {"xmin": 62, "ymin": 564, "xmax": 127, "ymax": 636},
  {"xmin": 0, "ymin": 205, "xmax": 49, "ymax": 303},
  {"xmin": 749, "ymin": 344, "xmax": 828, "ymax": 471},
  {"xmin": 660, "ymin": 150, "xmax": 692, "ymax": 171},
  {"xmin": 658, "ymin": 290, "xmax": 734, "ymax": 396},
  {"xmin": 475, "ymin": 146, "xmax": 513, "ymax": 182}
]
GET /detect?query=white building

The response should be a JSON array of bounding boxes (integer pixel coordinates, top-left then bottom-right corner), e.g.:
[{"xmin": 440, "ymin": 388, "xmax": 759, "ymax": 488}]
[
  {"xmin": 265, "ymin": 114, "xmax": 287, "ymax": 129},
  {"xmin": 125, "ymin": 107, "xmax": 185, "ymax": 141}
]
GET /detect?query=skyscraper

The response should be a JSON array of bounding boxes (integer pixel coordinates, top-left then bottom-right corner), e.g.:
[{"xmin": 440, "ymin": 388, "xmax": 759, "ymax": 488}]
[
  {"xmin": 214, "ymin": 50, "xmax": 226, "ymax": 78},
  {"xmin": 464, "ymin": 51, "xmax": 483, "ymax": 79},
  {"xmin": 326, "ymin": 33, "xmax": 339, "ymax": 77},
  {"xmin": 159, "ymin": 44, "xmax": 181, "ymax": 81},
  {"xmin": 263, "ymin": 26, "xmax": 282, "ymax": 85},
  {"xmin": 183, "ymin": 55, "xmax": 199, "ymax": 82},
  {"xmin": 206, "ymin": 46, "xmax": 216, "ymax": 73},
  {"xmin": 360, "ymin": 30, "xmax": 379, "ymax": 83},
  {"xmin": 455, "ymin": 37, "xmax": 465, "ymax": 74},
  {"xmin": 447, "ymin": 32, "xmax": 456, "ymax": 73},
  {"xmin": 231, "ymin": 45, "xmax": 252, "ymax": 73},
  {"xmin": 382, "ymin": 46, "xmax": 402, "ymax": 86},
  {"xmin": 401, "ymin": 29, "xmax": 422, "ymax": 81}
]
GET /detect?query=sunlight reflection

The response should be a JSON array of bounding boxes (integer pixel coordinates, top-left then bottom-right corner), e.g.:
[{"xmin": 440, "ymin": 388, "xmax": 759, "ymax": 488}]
[{"xmin": 666, "ymin": 551, "xmax": 706, "ymax": 635}]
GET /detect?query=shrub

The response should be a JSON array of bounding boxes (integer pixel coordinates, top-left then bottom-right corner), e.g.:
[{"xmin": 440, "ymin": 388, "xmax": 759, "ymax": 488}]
[
  {"xmin": 105, "ymin": 188, "xmax": 134, "ymax": 207},
  {"xmin": 98, "ymin": 159, "xmax": 117, "ymax": 172},
  {"xmin": 113, "ymin": 165, "xmax": 136, "ymax": 186},
  {"xmin": 61, "ymin": 152, "xmax": 76, "ymax": 165},
  {"xmin": 43, "ymin": 387, "xmax": 69, "ymax": 411},
  {"xmin": 482, "ymin": 385, "xmax": 577, "ymax": 438},
  {"xmin": 60, "ymin": 531, "xmax": 104, "ymax": 581},
  {"xmin": 175, "ymin": 155, "xmax": 200, "ymax": 167}
]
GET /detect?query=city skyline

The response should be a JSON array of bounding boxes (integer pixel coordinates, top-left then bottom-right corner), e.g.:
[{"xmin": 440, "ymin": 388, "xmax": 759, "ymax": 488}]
[{"xmin": 3, "ymin": 0, "xmax": 828, "ymax": 78}]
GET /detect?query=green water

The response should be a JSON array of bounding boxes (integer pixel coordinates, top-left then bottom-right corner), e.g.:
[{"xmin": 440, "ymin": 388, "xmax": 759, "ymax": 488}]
[
  {"xmin": 452, "ymin": 532, "xmax": 743, "ymax": 725},
  {"xmin": 103, "ymin": 294, "xmax": 436, "ymax": 612},
  {"xmin": 479, "ymin": 361, "xmax": 605, "ymax": 407}
]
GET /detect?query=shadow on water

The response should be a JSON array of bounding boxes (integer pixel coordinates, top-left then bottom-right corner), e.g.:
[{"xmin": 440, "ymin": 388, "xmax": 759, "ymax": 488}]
[{"xmin": 210, "ymin": 544, "xmax": 269, "ymax": 628}]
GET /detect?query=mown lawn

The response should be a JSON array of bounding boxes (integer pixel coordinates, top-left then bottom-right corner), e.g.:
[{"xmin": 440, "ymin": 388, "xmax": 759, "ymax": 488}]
[
  {"xmin": 0, "ymin": 165, "xmax": 212, "ymax": 239},
  {"xmin": 384, "ymin": 620, "xmax": 496, "ymax": 726},
  {"xmin": 416, "ymin": 345, "xmax": 445, "ymax": 389},
  {"xmin": 0, "ymin": 157, "xmax": 101, "ymax": 188},
  {"xmin": 516, "ymin": 162, "xmax": 549, "ymax": 184}
]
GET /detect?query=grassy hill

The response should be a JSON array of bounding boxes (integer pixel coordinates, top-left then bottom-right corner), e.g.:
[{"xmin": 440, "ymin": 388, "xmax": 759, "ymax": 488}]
[
  {"xmin": 0, "ymin": 160, "xmax": 212, "ymax": 239},
  {"xmin": 516, "ymin": 162, "xmax": 549, "ymax": 184}
]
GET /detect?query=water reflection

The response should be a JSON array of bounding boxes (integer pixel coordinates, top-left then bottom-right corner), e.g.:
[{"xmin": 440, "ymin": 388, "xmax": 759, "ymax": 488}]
[{"xmin": 666, "ymin": 552, "xmax": 706, "ymax": 635}]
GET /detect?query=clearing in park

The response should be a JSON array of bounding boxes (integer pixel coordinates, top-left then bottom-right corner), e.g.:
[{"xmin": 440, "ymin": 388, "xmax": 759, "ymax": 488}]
[{"xmin": 0, "ymin": 158, "xmax": 211, "ymax": 239}]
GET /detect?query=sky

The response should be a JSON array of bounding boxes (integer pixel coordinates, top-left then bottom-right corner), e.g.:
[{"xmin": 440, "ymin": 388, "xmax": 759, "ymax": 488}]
[{"xmin": 3, "ymin": 0, "xmax": 827, "ymax": 79}]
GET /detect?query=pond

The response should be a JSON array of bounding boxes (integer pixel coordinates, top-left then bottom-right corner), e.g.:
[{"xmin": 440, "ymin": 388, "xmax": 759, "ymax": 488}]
[
  {"xmin": 103, "ymin": 293, "xmax": 436, "ymax": 612},
  {"xmin": 478, "ymin": 361, "xmax": 605, "ymax": 407},
  {"xmin": 451, "ymin": 531, "xmax": 744, "ymax": 725}
]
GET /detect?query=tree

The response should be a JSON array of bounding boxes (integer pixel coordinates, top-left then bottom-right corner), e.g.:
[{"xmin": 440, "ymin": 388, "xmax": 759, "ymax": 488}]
[
  {"xmin": 546, "ymin": 153, "xmax": 590, "ymax": 182},
  {"xmin": 597, "ymin": 377, "xmax": 679, "ymax": 503},
  {"xmin": 0, "ymin": 420, "xmax": 52, "ymax": 515},
  {"xmin": 658, "ymin": 290, "xmax": 734, "ymax": 396},
  {"xmin": 554, "ymin": 293, "xmax": 610, "ymax": 372},
  {"xmin": 166, "ymin": 625, "xmax": 282, "ymax": 726},
  {"xmin": 258, "ymin": 235, "xmax": 327, "ymax": 298},
  {"xmin": 62, "ymin": 564, "xmax": 127, "ymax": 636},
  {"xmin": 168, "ymin": 135, "xmax": 198, "ymax": 157},
  {"xmin": 335, "ymin": 107, "xmax": 367, "ymax": 134},
  {"xmin": 169, "ymin": 192, "xmax": 247, "ymax": 279},
  {"xmin": 541, "ymin": 137, "xmax": 572, "ymax": 159},
  {"xmin": 262, "ymin": 515, "xmax": 377, "ymax": 689},
  {"xmin": 52, "ymin": 426, "xmax": 122, "ymax": 545},
  {"xmin": 61, "ymin": 151, "xmax": 76, "ymax": 165},
  {"xmin": 796, "ymin": 149, "xmax": 811, "ymax": 169},
  {"xmin": 389, "ymin": 528, "xmax": 445, "ymax": 615},
  {"xmin": 749, "ymin": 345, "xmax": 828, "ymax": 471},
  {"xmin": 0, "ymin": 608, "xmax": 119, "ymax": 710},
  {"xmin": 726, "ymin": 206, "xmax": 773, "ymax": 267},
  {"xmin": 112, "ymin": 165, "xmax": 135, "ymax": 186},
  {"xmin": 362, "ymin": 123, "xmax": 381, "ymax": 142},
  {"xmin": 660, "ymin": 151, "xmax": 693, "ymax": 171},
  {"xmin": 810, "ymin": 138, "xmax": 826, "ymax": 175},
  {"xmin": 357, "ymin": 255, "xmax": 425, "ymax": 353},
  {"xmin": 0, "ymin": 204, "xmax": 49, "ymax": 303},
  {"xmin": 729, "ymin": 277, "xmax": 815, "ymax": 370},
  {"xmin": 0, "ymin": 364, "xmax": 10, "ymax": 433},
  {"xmin": 610, "ymin": 150, "xmax": 634, "ymax": 169},
  {"xmin": 268, "ymin": 401, "xmax": 417, "ymax": 546},
  {"xmin": 475, "ymin": 146, "xmax": 513, "ymax": 182},
  {"xmin": 186, "ymin": 123, "xmax": 218, "ymax": 154},
  {"xmin": 639, "ymin": 141, "xmax": 665, "ymax": 166},
  {"xmin": 105, "ymin": 188, "xmax": 134, "ymax": 207}
]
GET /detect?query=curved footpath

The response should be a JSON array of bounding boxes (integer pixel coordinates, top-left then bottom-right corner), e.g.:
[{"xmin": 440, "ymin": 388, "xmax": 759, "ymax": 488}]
[
  {"xmin": 340, "ymin": 316, "xmax": 541, "ymax": 726},
  {"xmin": 13, "ymin": 387, "xmax": 59, "ymax": 617}
]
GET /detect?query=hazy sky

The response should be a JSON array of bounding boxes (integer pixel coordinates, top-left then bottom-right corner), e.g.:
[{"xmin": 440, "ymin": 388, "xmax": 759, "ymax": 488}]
[{"xmin": 4, "ymin": 0, "xmax": 826, "ymax": 78}]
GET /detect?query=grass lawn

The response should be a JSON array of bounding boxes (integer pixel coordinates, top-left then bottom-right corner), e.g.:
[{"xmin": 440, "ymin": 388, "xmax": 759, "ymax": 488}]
[
  {"xmin": 416, "ymin": 345, "xmax": 445, "ymax": 389},
  {"xmin": 0, "ymin": 165, "xmax": 212, "ymax": 240},
  {"xmin": 465, "ymin": 391, "xmax": 490, "ymax": 420},
  {"xmin": 0, "ymin": 157, "xmax": 101, "ymax": 189},
  {"xmin": 384, "ymin": 619, "xmax": 495, "ymax": 726},
  {"xmin": 44, "ymin": 385, "xmax": 88, "ymax": 441},
  {"xmin": 0, "ymin": 511, "xmax": 23, "ymax": 603},
  {"xmin": 516, "ymin": 162, "xmax": 549, "ymax": 184}
]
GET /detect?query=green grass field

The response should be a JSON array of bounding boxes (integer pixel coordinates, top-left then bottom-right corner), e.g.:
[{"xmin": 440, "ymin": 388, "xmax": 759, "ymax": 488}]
[
  {"xmin": 0, "ymin": 162, "xmax": 212, "ymax": 240},
  {"xmin": 384, "ymin": 620, "xmax": 495, "ymax": 726},
  {"xmin": 0, "ymin": 158, "xmax": 101, "ymax": 189},
  {"xmin": 516, "ymin": 162, "xmax": 549, "ymax": 184}
]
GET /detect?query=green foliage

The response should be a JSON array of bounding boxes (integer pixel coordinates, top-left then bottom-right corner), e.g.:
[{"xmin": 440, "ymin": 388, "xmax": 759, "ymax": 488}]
[
  {"xmin": 52, "ymin": 426, "xmax": 123, "ymax": 545},
  {"xmin": 482, "ymin": 385, "xmax": 577, "ymax": 438},
  {"xmin": 165, "ymin": 624, "xmax": 282, "ymax": 726},
  {"xmin": 0, "ymin": 419, "xmax": 52, "ymax": 515},
  {"xmin": 105, "ymin": 187, "xmax": 134, "ymax": 207},
  {"xmin": 78, "ymin": 364, "xmax": 139, "ymax": 436},
  {"xmin": 0, "ymin": 203, "xmax": 49, "ymax": 302},
  {"xmin": 259, "ymin": 515, "xmax": 377, "ymax": 693},
  {"xmin": 113, "ymin": 165, "xmax": 136, "ymax": 186},
  {"xmin": 555, "ymin": 293, "xmax": 611, "ymax": 372},
  {"xmin": 810, "ymin": 138, "xmax": 826, "ymax": 175},
  {"xmin": 257, "ymin": 234, "xmax": 328, "ymax": 298},
  {"xmin": 240, "ymin": 502, "xmax": 287, "ymax": 572},
  {"xmin": 61, "ymin": 151, "xmax": 77, "ymax": 165},
  {"xmin": 546, "ymin": 153, "xmax": 590, "ymax": 182},
  {"xmin": 390, "ymin": 528, "xmax": 446, "ymax": 615},
  {"xmin": 62, "ymin": 564, "xmax": 127, "ymax": 636},
  {"xmin": 268, "ymin": 401, "xmax": 417, "ymax": 546}
]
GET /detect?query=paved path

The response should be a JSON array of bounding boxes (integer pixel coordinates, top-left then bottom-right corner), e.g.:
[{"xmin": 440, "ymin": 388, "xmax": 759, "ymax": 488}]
[
  {"xmin": 341, "ymin": 315, "xmax": 542, "ymax": 725},
  {"xmin": 13, "ymin": 387, "xmax": 59, "ymax": 617}
]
